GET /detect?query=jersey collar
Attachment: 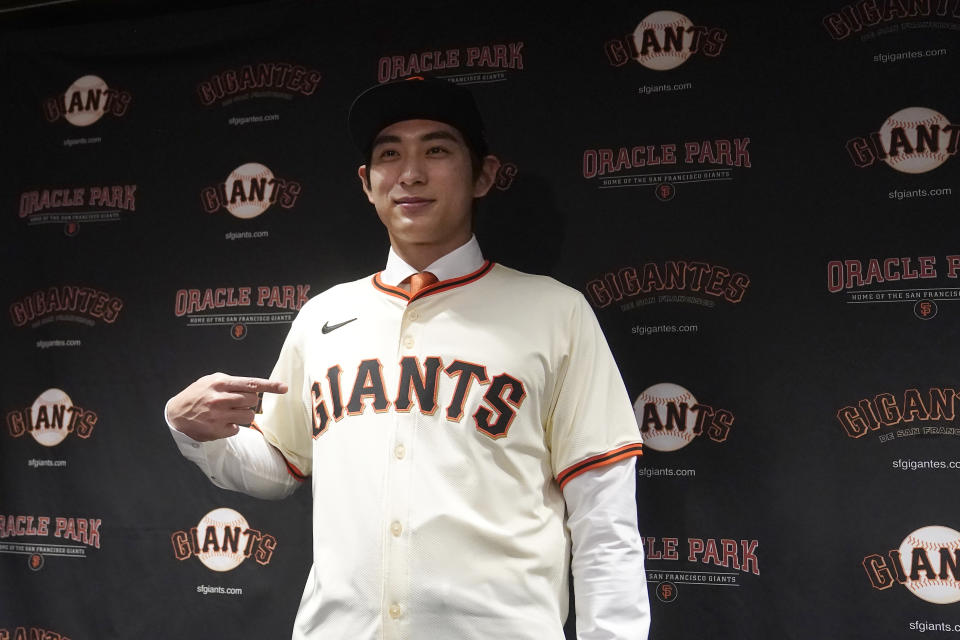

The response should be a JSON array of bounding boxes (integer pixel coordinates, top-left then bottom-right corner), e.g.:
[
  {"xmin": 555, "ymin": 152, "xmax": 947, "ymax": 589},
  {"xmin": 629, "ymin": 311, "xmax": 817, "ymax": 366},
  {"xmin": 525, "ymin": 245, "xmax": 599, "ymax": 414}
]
[
  {"xmin": 374, "ymin": 236, "xmax": 492, "ymax": 303},
  {"xmin": 380, "ymin": 235, "xmax": 484, "ymax": 286}
]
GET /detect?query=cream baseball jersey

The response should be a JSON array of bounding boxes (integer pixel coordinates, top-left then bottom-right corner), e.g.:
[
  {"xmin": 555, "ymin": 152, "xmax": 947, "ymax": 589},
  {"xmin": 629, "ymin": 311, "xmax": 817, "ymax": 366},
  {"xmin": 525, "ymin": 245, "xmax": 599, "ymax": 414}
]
[{"xmin": 255, "ymin": 260, "xmax": 643, "ymax": 640}]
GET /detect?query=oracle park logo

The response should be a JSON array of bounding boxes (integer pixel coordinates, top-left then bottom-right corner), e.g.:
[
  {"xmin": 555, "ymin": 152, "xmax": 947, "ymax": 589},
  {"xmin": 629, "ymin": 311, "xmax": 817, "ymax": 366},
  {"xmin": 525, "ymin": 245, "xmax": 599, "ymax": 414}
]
[
  {"xmin": 823, "ymin": 1, "xmax": 960, "ymax": 40},
  {"xmin": 604, "ymin": 10, "xmax": 727, "ymax": 70},
  {"xmin": 42, "ymin": 75, "xmax": 131, "ymax": 126},
  {"xmin": 172, "ymin": 507, "xmax": 277, "ymax": 571},
  {"xmin": 6, "ymin": 388, "xmax": 97, "ymax": 446},
  {"xmin": 586, "ymin": 260, "xmax": 750, "ymax": 312},
  {"xmin": 644, "ymin": 534, "xmax": 759, "ymax": 603},
  {"xmin": 827, "ymin": 255, "xmax": 960, "ymax": 319},
  {"xmin": 837, "ymin": 386, "xmax": 960, "ymax": 442},
  {"xmin": 582, "ymin": 137, "xmax": 750, "ymax": 199},
  {"xmin": 864, "ymin": 525, "xmax": 960, "ymax": 604},
  {"xmin": 0, "ymin": 627, "xmax": 72, "ymax": 640},
  {"xmin": 197, "ymin": 62, "xmax": 322, "ymax": 106},
  {"xmin": 0, "ymin": 514, "xmax": 101, "ymax": 570},
  {"xmin": 377, "ymin": 41, "xmax": 524, "ymax": 85},
  {"xmin": 19, "ymin": 184, "xmax": 137, "ymax": 236},
  {"xmin": 201, "ymin": 162, "xmax": 302, "ymax": 220},
  {"xmin": 634, "ymin": 383, "xmax": 733, "ymax": 452},
  {"xmin": 174, "ymin": 284, "xmax": 309, "ymax": 339},
  {"xmin": 847, "ymin": 107, "xmax": 958, "ymax": 173},
  {"xmin": 10, "ymin": 286, "xmax": 124, "ymax": 328}
]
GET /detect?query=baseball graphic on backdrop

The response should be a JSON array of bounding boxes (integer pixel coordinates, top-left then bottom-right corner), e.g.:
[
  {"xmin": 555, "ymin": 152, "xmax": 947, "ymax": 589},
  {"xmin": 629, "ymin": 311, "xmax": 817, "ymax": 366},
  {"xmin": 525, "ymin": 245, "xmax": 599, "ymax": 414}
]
[
  {"xmin": 633, "ymin": 11, "xmax": 694, "ymax": 71},
  {"xmin": 196, "ymin": 508, "xmax": 250, "ymax": 572},
  {"xmin": 880, "ymin": 107, "xmax": 952, "ymax": 174},
  {"xmin": 63, "ymin": 75, "xmax": 109, "ymax": 127},
  {"xmin": 30, "ymin": 388, "xmax": 72, "ymax": 447},
  {"xmin": 634, "ymin": 382, "xmax": 698, "ymax": 452},
  {"xmin": 899, "ymin": 525, "xmax": 960, "ymax": 604},
  {"xmin": 224, "ymin": 162, "xmax": 275, "ymax": 219}
]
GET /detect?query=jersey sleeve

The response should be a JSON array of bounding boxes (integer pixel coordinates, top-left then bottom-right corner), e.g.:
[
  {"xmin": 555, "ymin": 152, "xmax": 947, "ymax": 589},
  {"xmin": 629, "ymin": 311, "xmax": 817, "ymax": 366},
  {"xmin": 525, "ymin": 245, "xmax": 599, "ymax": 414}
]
[
  {"xmin": 547, "ymin": 293, "xmax": 643, "ymax": 489},
  {"xmin": 252, "ymin": 314, "xmax": 313, "ymax": 480}
]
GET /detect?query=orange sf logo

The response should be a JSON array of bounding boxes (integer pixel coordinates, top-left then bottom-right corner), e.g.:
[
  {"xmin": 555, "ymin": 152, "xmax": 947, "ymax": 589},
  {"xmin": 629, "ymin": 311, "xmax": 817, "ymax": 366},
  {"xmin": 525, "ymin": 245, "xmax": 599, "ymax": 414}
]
[{"xmin": 919, "ymin": 302, "xmax": 933, "ymax": 317}]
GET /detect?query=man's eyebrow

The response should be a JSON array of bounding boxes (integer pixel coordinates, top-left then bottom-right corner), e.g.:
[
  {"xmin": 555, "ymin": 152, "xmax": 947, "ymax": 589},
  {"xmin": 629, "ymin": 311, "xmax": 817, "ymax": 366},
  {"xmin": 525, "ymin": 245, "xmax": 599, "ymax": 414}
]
[
  {"xmin": 371, "ymin": 130, "xmax": 463, "ymax": 149},
  {"xmin": 371, "ymin": 134, "xmax": 401, "ymax": 148},
  {"xmin": 420, "ymin": 130, "xmax": 461, "ymax": 144}
]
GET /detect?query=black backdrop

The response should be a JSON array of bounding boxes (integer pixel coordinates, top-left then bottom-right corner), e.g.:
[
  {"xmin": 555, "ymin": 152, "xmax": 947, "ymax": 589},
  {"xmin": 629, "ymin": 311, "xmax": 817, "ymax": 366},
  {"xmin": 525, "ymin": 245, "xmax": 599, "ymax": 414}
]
[{"xmin": 2, "ymin": 1, "xmax": 960, "ymax": 638}]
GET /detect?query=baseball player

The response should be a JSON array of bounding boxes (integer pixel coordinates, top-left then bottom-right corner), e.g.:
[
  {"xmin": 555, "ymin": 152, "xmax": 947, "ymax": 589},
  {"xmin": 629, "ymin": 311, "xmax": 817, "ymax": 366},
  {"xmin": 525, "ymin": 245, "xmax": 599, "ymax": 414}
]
[{"xmin": 166, "ymin": 77, "xmax": 650, "ymax": 639}]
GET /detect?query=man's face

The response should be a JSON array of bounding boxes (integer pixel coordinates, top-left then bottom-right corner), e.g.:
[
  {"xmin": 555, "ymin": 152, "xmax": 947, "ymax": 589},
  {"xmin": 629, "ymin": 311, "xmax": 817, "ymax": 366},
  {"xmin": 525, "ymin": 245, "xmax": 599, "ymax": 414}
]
[{"xmin": 358, "ymin": 119, "xmax": 497, "ymax": 261}]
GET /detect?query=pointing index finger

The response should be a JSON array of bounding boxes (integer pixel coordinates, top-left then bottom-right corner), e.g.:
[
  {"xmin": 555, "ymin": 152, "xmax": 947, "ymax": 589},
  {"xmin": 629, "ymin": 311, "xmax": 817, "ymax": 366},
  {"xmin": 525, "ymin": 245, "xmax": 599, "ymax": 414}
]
[{"xmin": 225, "ymin": 377, "xmax": 289, "ymax": 394}]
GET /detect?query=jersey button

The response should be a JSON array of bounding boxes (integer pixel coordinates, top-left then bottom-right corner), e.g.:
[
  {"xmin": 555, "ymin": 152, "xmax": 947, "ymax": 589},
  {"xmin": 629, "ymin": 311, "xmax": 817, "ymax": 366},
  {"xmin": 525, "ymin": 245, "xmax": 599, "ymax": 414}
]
[
  {"xmin": 409, "ymin": 310, "xmax": 420, "ymax": 321},
  {"xmin": 388, "ymin": 604, "xmax": 403, "ymax": 619},
  {"xmin": 403, "ymin": 336, "xmax": 415, "ymax": 349},
  {"xmin": 390, "ymin": 521, "xmax": 403, "ymax": 537},
  {"xmin": 394, "ymin": 444, "xmax": 406, "ymax": 459}
]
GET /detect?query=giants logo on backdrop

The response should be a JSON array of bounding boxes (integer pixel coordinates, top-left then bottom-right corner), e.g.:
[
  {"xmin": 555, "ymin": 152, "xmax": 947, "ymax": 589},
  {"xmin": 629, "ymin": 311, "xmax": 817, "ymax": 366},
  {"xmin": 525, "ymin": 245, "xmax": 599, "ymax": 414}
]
[
  {"xmin": 174, "ymin": 284, "xmax": 309, "ymax": 339},
  {"xmin": 10, "ymin": 286, "xmax": 124, "ymax": 328},
  {"xmin": 582, "ymin": 137, "xmax": 750, "ymax": 200},
  {"xmin": 201, "ymin": 162, "xmax": 302, "ymax": 220},
  {"xmin": 587, "ymin": 260, "xmax": 750, "ymax": 312},
  {"xmin": 197, "ymin": 62, "xmax": 322, "ymax": 106},
  {"xmin": 827, "ymin": 255, "xmax": 960, "ymax": 319},
  {"xmin": 42, "ymin": 75, "xmax": 131, "ymax": 126},
  {"xmin": 171, "ymin": 508, "xmax": 277, "ymax": 571},
  {"xmin": 377, "ymin": 41, "xmax": 524, "ymax": 85},
  {"xmin": 644, "ymin": 534, "xmax": 760, "ymax": 603},
  {"xmin": 837, "ymin": 386, "xmax": 960, "ymax": 442},
  {"xmin": 823, "ymin": 1, "xmax": 960, "ymax": 40},
  {"xmin": 634, "ymin": 383, "xmax": 733, "ymax": 452},
  {"xmin": 19, "ymin": 184, "xmax": 137, "ymax": 236},
  {"xmin": 847, "ymin": 107, "xmax": 958, "ymax": 173},
  {"xmin": 863, "ymin": 525, "xmax": 960, "ymax": 604},
  {"xmin": 6, "ymin": 388, "xmax": 98, "ymax": 446},
  {"xmin": 0, "ymin": 628, "xmax": 72, "ymax": 640},
  {"xmin": 0, "ymin": 514, "xmax": 101, "ymax": 570},
  {"xmin": 307, "ymin": 357, "xmax": 526, "ymax": 441},
  {"xmin": 605, "ymin": 10, "xmax": 727, "ymax": 70}
]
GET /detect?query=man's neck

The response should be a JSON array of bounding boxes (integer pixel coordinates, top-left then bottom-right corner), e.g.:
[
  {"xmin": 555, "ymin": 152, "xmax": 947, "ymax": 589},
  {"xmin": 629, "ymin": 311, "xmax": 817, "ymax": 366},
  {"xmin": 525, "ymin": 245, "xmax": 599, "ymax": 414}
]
[{"xmin": 389, "ymin": 236, "xmax": 472, "ymax": 272}]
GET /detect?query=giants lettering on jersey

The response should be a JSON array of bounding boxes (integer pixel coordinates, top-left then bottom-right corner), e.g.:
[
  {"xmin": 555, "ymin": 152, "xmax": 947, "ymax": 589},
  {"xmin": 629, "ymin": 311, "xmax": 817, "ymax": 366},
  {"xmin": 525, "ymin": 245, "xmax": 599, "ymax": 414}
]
[{"xmin": 309, "ymin": 357, "xmax": 527, "ymax": 440}]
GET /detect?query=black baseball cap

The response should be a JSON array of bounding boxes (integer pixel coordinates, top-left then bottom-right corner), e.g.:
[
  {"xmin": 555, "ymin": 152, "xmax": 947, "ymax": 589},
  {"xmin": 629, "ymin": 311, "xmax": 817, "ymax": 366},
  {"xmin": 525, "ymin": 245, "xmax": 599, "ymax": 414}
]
[{"xmin": 348, "ymin": 77, "xmax": 489, "ymax": 158}]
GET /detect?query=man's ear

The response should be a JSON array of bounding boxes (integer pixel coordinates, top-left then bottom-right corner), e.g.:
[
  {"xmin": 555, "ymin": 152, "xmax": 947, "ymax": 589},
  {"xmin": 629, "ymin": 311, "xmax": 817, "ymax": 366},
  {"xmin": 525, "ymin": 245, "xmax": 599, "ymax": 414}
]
[
  {"xmin": 473, "ymin": 155, "xmax": 501, "ymax": 198},
  {"xmin": 358, "ymin": 165, "xmax": 374, "ymax": 203}
]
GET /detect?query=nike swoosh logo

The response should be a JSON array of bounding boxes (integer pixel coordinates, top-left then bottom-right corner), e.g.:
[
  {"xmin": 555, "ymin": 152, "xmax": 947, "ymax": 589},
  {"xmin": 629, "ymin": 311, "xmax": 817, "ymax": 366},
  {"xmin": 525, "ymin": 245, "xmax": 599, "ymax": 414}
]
[{"xmin": 321, "ymin": 318, "xmax": 357, "ymax": 334}]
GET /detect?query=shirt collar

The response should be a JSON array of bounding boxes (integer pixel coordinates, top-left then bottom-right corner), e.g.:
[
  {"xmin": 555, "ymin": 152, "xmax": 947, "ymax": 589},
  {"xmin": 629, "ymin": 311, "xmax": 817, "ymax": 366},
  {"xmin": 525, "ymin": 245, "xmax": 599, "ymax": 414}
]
[{"xmin": 380, "ymin": 235, "xmax": 484, "ymax": 287}]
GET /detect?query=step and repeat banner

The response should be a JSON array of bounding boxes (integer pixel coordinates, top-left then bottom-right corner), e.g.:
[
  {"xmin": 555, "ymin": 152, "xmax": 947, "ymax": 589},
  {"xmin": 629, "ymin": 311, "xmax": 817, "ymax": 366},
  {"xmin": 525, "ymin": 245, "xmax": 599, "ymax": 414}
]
[{"xmin": 1, "ymin": 1, "xmax": 959, "ymax": 638}]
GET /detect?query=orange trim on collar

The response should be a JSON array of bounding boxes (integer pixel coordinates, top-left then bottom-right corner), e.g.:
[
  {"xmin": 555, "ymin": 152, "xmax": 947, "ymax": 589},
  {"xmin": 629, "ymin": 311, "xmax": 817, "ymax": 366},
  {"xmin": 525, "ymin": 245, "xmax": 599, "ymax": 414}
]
[{"xmin": 372, "ymin": 261, "xmax": 495, "ymax": 302}]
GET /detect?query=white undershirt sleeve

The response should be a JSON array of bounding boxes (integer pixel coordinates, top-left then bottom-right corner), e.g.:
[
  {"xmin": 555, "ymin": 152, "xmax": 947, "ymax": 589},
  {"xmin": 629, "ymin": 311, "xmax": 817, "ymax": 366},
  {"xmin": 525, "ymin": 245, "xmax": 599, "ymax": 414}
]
[
  {"xmin": 166, "ymin": 400, "xmax": 299, "ymax": 500},
  {"xmin": 563, "ymin": 456, "xmax": 651, "ymax": 640}
]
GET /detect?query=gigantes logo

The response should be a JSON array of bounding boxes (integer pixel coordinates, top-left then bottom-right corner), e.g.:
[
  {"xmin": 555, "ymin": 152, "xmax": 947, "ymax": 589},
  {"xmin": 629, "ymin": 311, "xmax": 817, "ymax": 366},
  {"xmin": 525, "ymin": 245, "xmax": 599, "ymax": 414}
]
[
  {"xmin": 837, "ymin": 386, "xmax": 960, "ymax": 442},
  {"xmin": 634, "ymin": 383, "xmax": 733, "ymax": 452},
  {"xmin": 847, "ymin": 107, "xmax": 958, "ymax": 173},
  {"xmin": 586, "ymin": 260, "xmax": 750, "ymax": 311},
  {"xmin": 863, "ymin": 525, "xmax": 960, "ymax": 603},
  {"xmin": 200, "ymin": 162, "xmax": 302, "ymax": 219},
  {"xmin": 171, "ymin": 507, "xmax": 277, "ymax": 571},
  {"xmin": 42, "ymin": 75, "xmax": 131, "ymax": 126},
  {"xmin": 197, "ymin": 62, "xmax": 322, "ymax": 106},
  {"xmin": 10, "ymin": 286, "xmax": 124, "ymax": 328},
  {"xmin": 823, "ymin": 1, "xmax": 960, "ymax": 39},
  {"xmin": 605, "ymin": 10, "xmax": 727, "ymax": 70},
  {"xmin": 5, "ymin": 388, "xmax": 98, "ymax": 446}
]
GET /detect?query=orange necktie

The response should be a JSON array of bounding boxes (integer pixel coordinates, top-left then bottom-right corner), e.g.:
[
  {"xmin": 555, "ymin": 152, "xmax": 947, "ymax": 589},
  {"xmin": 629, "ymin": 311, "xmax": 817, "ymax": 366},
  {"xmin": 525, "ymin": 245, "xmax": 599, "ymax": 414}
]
[{"xmin": 408, "ymin": 271, "xmax": 438, "ymax": 296}]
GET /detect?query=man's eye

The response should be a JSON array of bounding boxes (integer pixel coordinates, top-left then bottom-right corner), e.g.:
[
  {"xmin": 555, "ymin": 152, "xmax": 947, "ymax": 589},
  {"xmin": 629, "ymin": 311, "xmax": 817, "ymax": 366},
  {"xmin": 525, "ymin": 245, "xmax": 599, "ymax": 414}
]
[
  {"xmin": 379, "ymin": 149, "xmax": 398, "ymax": 159},
  {"xmin": 427, "ymin": 146, "xmax": 449, "ymax": 155}
]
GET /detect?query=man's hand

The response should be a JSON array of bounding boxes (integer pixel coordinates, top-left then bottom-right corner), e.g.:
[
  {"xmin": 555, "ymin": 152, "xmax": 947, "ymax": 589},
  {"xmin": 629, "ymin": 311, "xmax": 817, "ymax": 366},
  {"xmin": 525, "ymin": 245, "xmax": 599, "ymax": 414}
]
[{"xmin": 167, "ymin": 373, "xmax": 288, "ymax": 442}]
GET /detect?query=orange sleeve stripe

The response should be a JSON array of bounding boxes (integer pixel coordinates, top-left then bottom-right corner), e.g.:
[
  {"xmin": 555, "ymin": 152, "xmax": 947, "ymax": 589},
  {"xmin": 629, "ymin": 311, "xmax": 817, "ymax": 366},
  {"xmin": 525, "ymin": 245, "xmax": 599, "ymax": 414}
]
[
  {"xmin": 249, "ymin": 422, "xmax": 308, "ymax": 482},
  {"xmin": 556, "ymin": 442, "xmax": 643, "ymax": 489}
]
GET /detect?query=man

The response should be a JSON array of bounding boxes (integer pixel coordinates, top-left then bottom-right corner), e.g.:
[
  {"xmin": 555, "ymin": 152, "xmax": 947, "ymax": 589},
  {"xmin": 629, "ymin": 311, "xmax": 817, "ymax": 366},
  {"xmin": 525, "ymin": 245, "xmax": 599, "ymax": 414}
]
[{"xmin": 166, "ymin": 77, "xmax": 650, "ymax": 639}]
